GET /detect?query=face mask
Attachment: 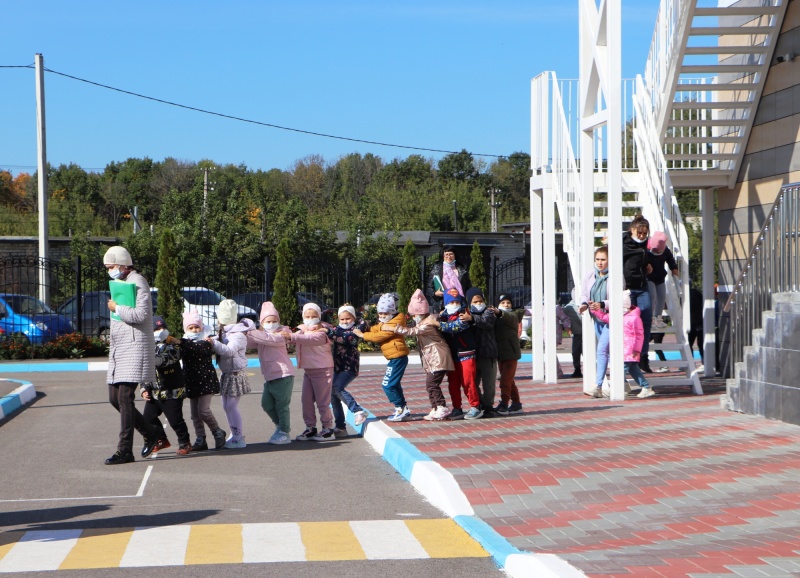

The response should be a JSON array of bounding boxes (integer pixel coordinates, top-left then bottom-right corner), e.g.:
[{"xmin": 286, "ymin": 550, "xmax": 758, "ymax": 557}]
[
  {"xmin": 632, "ymin": 236, "xmax": 647, "ymax": 244},
  {"xmin": 263, "ymin": 322, "xmax": 280, "ymax": 332},
  {"xmin": 377, "ymin": 314, "xmax": 392, "ymax": 323},
  {"xmin": 108, "ymin": 267, "xmax": 123, "ymax": 279},
  {"xmin": 413, "ymin": 315, "xmax": 425, "ymax": 324},
  {"xmin": 338, "ymin": 322, "xmax": 354, "ymax": 330},
  {"xmin": 471, "ymin": 303, "xmax": 486, "ymax": 313},
  {"xmin": 185, "ymin": 332, "xmax": 203, "ymax": 341},
  {"xmin": 498, "ymin": 306, "xmax": 512, "ymax": 312},
  {"xmin": 444, "ymin": 261, "xmax": 456, "ymax": 268},
  {"xmin": 154, "ymin": 329, "xmax": 169, "ymax": 342},
  {"xmin": 303, "ymin": 318, "xmax": 320, "ymax": 327},
  {"xmin": 596, "ymin": 266, "xmax": 608, "ymax": 275},
  {"xmin": 445, "ymin": 303, "xmax": 461, "ymax": 315}
]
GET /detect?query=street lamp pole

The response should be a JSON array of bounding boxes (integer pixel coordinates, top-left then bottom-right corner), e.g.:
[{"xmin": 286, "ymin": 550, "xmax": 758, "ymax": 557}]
[
  {"xmin": 452, "ymin": 200, "xmax": 458, "ymax": 232},
  {"xmin": 487, "ymin": 187, "xmax": 502, "ymax": 232}
]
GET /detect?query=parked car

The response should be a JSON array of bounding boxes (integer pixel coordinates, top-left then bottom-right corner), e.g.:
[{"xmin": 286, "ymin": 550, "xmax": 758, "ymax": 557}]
[
  {"xmin": 231, "ymin": 291, "xmax": 333, "ymax": 324},
  {"xmin": 180, "ymin": 287, "xmax": 258, "ymax": 326},
  {"xmin": 58, "ymin": 291, "xmax": 112, "ymax": 341},
  {"xmin": 0, "ymin": 293, "xmax": 75, "ymax": 345}
]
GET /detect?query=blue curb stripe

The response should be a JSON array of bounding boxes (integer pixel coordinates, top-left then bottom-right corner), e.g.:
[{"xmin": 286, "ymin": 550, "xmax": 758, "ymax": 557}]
[
  {"xmin": 382, "ymin": 438, "xmax": 432, "ymax": 480},
  {"xmin": 454, "ymin": 514, "xmax": 523, "ymax": 566},
  {"xmin": 0, "ymin": 394, "xmax": 22, "ymax": 416},
  {"xmin": 0, "ymin": 362, "xmax": 90, "ymax": 373}
]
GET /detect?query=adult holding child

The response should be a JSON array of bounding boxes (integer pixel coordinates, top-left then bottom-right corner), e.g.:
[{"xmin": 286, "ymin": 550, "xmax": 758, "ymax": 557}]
[
  {"xmin": 622, "ymin": 215, "xmax": 654, "ymax": 372},
  {"xmin": 427, "ymin": 245, "xmax": 471, "ymax": 313},
  {"xmin": 103, "ymin": 246, "xmax": 158, "ymax": 465}
]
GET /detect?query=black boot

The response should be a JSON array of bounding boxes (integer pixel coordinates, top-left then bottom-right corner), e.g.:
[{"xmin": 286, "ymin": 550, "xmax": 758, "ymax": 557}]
[
  {"xmin": 191, "ymin": 436, "xmax": 208, "ymax": 452},
  {"xmin": 105, "ymin": 451, "xmax": 135, "ymax": 465},
  {"xmin": 213, "ymin": 429, "xmax": 227, "ymax": 450}
]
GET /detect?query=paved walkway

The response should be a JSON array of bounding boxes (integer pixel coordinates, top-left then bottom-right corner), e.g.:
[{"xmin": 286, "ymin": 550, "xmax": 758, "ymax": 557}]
[{"xmin": 349, "ymin": 363, "xmax": 800, "ymax": 578}]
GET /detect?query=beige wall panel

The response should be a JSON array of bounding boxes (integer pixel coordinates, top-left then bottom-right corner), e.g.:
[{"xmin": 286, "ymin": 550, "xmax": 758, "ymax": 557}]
[
  {"xmin": 719, "ymin": 173, "xmax": 796, "ymax": 211},
  {"xmin": 720, "ymin": 232, "xmax": 761, "ymax": 261}
]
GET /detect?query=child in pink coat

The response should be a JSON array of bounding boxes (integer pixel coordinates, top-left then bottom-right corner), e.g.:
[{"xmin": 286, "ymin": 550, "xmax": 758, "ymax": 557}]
[
  {"xmin": 283, "ymin": 303, "xmax": 336, "ymax": 441},
  {"xmin": 246, "ymin": 301, "xmax": 296, "ymax": 445},
  {"xmin": 593, "ymin": 290, "xmax": 653, "ymax": 398}
]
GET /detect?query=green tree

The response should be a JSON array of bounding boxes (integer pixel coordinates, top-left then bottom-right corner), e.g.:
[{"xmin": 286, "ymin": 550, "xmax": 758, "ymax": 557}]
[
  {"xmin": 272, "ymin": 237, "xmax": 299, "ymax": 327},
  {"xmin": 469, "ymin": 240, "xmax": 487, "ymax": 294},
  {"xmin": 396, "ymin": 240, "xmax": 420, "ymax": 313},
  {"xmin": 154, "ymin": 229, "xmax": 184, "ymax": 335}
]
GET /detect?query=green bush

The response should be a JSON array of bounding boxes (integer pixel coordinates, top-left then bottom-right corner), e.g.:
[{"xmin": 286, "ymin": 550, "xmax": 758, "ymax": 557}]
[{"xmin": 0, "ymin": 333, "xmax": 109, "ymax": 360}]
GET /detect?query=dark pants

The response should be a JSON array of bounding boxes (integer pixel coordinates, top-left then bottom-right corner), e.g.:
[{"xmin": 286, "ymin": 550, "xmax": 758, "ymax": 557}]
[
  {"xmin": 108, "ymin": 382, "xmax": 151, "ymax": 454},
  {"xmin": 687, "ymin": 328, "xmax": 704, "ymax": 363},
  {"xmin": 571, "ymin": 333, "xmax": 583, "ymax": 374},
  {"xmin": 425, "ymin": 370, "xmax": 448, "ymax": 408},
  {"xmin": 652, "ymin": 332, "xmax": 667, "ymax": 361},
  {"xmin": 143, "ymin": 396, "xmax": 190, "ymax": 446}
]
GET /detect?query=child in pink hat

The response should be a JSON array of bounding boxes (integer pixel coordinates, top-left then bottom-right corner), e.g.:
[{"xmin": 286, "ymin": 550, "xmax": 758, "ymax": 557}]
[{"xmin": 647, "ymin": 231, "xmax": 679, "ymax": 331}]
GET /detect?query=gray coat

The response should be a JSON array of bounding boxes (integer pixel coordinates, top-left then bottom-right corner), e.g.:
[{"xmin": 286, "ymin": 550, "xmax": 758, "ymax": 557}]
[{"xmin": 107, "ymin": 271, "xmax": 156, "ymax": 385}]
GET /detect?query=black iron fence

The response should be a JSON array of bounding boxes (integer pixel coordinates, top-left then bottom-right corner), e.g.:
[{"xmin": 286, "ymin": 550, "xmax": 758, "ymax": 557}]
[{"xmin": 1, "ymin": 253, "xmax": 532, "ymax": 337}]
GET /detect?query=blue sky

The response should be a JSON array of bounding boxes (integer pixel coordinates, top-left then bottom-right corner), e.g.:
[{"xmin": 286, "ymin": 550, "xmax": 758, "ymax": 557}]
[{"xmin": 0, "ymin": 1, "xmax": 660, "ymax": 175}]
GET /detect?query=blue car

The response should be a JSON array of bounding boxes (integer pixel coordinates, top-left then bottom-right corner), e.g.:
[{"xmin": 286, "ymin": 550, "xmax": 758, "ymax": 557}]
[{"xmin": 0, "ymin": 293, "xmax": 75, "ymax": 345}]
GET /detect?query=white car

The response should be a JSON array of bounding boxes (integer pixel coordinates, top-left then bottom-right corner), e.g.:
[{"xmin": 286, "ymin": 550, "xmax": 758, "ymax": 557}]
[{"xmin": 151, "ymin": 287, "xmax": 257, "ymax": 327}]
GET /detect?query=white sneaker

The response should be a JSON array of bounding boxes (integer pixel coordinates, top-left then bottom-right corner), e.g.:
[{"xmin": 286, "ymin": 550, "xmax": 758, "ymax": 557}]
[
  {"xmin": 354, "ymin": 410, "xmax": 368, "ymax": 425},
  {"xmin": 312, "ymin": 428, "xmax": 336, "ymax": 441},
  {"xmin": 625, "ymin": 379, "xmax": 635, "ymax": 393},
  {"xmin": 432, "ymin": 406, "xmax": 451, "ymax": 420},
  {"xmin": 268, "ymin": 430, "xmax": 291, "ymax": 445},
  {"xmin": 636, "ymin": 387, "xmax": 655, "ymax": 399},
  {"xmin": 387, "ymin": 406, "xmax": 411, "ymax": 422},
  {"xmin": 652, "ymin": 317, "xmax": 667, "ymax": 329},
  {"xmin": 224, "ymin": 436, "xmax": 246, "ymax": 449},
  {"xmin": 655, "ymin": 367, "xmax": 670, "ymax": 373},
  {"xmin": 423, "ymin": 408, "xmax": 437, "ymax": 421},
  {"xmin": 696, "ymin": 364, "xmax": 705, "ymax": 373},
  {"xmin": 601, "ymin": 378, "xmax": 611, "ymax": 397}
]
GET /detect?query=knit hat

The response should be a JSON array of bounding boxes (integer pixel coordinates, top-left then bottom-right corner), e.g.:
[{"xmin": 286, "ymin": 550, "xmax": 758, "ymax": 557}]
[
  {"xmin": 103, "ymin": 246, "xmax": 132, "ymax": 267},
  {"xmin": 497, "ymin": 293, "xmax": 513, "ymax": 307},
  {"xmin": 217, "ymin": 299, "xmax": 238, "ymax": 325},
  {"xmin": 648, "ymin": 231, "xmax": 668, "ymax": 253},
  {"xmin": 377, "ymin": 293, "xmax": 398, "ymax": 314},
  {"xmin": 260, "ymin": 301, "xmax": 280, "ymax": 323},
  {"xmin": 153, "ymin": 315, "xmax": 167, "ymax": 331},
  {"xmin": 183, "ymin": 309, "xmax": 203, "ymax": 332},
  {"xmin": 622, "ymin": 290, "xmax": 632, "ymax": 311},
  {"xmin": 465, "ymin": 287, "xmax": 484, "ymax": 307},
  {"xmin": 302, "ymin": 302, "xmax": 322, "ymax": 317},
  {"xmin": 443, "ymin": 292, "xmax": 462, "ymax": 306},
  {"xmin": 407, "ymin": 289, "xmax": 429, "ymax": 315},
  {"xmin": 338, "ymin": 304, "xmax": 356, "ymax": 319}
]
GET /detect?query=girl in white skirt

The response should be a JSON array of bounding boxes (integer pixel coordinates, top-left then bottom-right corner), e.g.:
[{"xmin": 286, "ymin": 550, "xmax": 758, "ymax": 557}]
[{"xmin": 209, "ymin": 299, "xmax": 255, "ymax": 448}]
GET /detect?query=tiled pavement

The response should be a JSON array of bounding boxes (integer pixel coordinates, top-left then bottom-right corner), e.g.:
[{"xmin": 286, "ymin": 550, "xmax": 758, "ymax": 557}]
[{"xmin": 347, "ymin": 360, "xmax": 800, "ymax": 578}]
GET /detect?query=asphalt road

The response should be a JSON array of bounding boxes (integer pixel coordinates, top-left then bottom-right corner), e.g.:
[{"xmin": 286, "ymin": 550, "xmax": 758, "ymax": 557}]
[{"xmin": 0, "ymin": 369, "xmax": 504, "ymax": 577}]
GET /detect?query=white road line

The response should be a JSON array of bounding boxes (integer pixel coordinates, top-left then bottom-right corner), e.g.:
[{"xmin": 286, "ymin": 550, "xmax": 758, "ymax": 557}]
[
  {"xmin": 0, "ymin": 530, "xmax": 82, "ymax": 573},
  {"xmin": 242, "ymin": 523, "xmax": 305, "ymax": 563},
  {"xmin": 120, "ymin": 526, "xmax": 191, "ymax": 567},
  {"xmin": 350, "ymin": 520, "xmax": 429, "ymax": 560},
  {"xmin": 135, "ymin": 465, "xmax": 153, "ymax": 497}
]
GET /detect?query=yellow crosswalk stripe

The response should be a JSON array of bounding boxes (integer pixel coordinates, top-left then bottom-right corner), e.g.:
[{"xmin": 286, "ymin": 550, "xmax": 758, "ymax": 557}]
[
  {"xmin": 406, "ymin": 519, "xmax": 491, "ymax": 558},
  {"xmin": 0, "ymin": 532, "xmax": 25, "ymax": 565},
  {"xmin": 59, "ymin": 528, "xmax": 134, "ymax": 570},
  {"xmin": 299, "ymin": 521, "xmax": 367, "ymax": 561},
  {"xmin": 185, "ymin": 524, "xmax": 243, "ymax": 565}
]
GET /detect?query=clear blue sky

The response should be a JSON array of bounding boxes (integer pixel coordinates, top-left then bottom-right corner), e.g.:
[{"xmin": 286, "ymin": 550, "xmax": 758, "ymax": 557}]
[{"xmin": 0, "ymin": 1, "xmax": 660, "ymax": 175}]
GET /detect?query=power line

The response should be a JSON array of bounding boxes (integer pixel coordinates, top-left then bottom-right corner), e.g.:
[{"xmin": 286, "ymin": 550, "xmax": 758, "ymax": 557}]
[{"xmin": 3, "ymin": 64, "xmax": 506, "ymax": 159}]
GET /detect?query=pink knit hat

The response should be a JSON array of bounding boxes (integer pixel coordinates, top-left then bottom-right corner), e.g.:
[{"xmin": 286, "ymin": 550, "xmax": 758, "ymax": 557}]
[
  {"xmin": 183, "ymin": 309, "xmax": 203, "ymax": 332},
  {"xmin": 260, "ymin": 301, "xmax": 280, "ymax": 324},
  {"xmin": 648, "ymin": 231, "xmax": 667, "ymax": 253},
  {"xmin": 407, "ymin": 289, "xmax": 429, "ymax": 315}
]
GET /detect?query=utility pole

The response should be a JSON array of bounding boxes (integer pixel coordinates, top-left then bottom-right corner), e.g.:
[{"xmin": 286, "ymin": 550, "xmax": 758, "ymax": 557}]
[
  {"xmin": 35, "ymin": 53, "xmax": 49, "ymax": 305},
  {"xmin": 488, "ymin": 187, "xmax": 502, "ymax": 232},
  {"xmin": 203, "ymin": 168, "xmax": 209, "ymax": 235},
  {"xmin": 452, "ymin": 200, "xmax": 458, "ymax": 232}
]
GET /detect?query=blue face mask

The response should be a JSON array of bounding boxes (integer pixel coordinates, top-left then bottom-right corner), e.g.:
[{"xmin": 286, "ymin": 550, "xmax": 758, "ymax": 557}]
[
  {"xmin": 108, "ymin": 267, "xmax": 123, "ymax": 279},
  {"xmin": 471, "ymin": 303, "xmax": 486, "ymax": 313},
  {"xmin": 596, "ymin": 267, "xmax": 608, "ymax": 275}
]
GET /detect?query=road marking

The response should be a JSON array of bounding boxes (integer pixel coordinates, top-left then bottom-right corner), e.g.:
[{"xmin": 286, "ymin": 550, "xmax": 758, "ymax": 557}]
[
  {"xmin": 0, "ymin": 520, "xmax": 488, "ymax": 572},
  {"xmin": 135, "ymin": 465, "xmax": 153, "ymax": 497}
]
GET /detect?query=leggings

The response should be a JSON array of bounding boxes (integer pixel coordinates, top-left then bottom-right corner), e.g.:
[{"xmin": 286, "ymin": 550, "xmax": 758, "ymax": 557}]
[
  {"xmin": 189, "ymin": 394, "xmax": 220, "ymax": 438},
  {"xmin": 221, "ymin": 395, "xmax": 244, "ymax": 441}
]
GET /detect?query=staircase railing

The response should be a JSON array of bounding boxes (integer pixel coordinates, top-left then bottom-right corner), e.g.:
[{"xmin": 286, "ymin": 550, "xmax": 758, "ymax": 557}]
[
  {"xmin": 531, "ymin": 71, "xmax": 584, "ymax": 283},
  {"xmin": 723, "ymin": 184, "xmax": 800, "ymax": 377},
  {"xmin": 633, "ymin": 75, "xmax": 702, "ymax": 393}
]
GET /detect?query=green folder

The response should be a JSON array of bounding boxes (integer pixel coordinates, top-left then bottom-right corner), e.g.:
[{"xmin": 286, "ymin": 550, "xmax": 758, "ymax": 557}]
[
  {"xmin": 433, "ymin": 275, "xmax": 444, "ymax": 292},
  {"xmin": 109, "ymin": 280, "xmax": 138, "ymax": 321}
]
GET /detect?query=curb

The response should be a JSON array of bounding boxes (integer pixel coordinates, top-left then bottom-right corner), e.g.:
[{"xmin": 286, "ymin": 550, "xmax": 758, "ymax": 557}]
[
  {"xmin": 341, "ymin": 402, "xmax": 586, "ymax": 578},
  {"xmin": 0, "ymin": 379, "xmax": 37, "ymax": 421}
]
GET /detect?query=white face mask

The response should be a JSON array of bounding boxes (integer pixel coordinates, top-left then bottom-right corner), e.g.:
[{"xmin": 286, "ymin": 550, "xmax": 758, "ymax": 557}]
[
  {"xmin": 107, "ymin": 267, "xmax": 123, "ymax": 279},
  {"xmin": 303, "ymin": 318, "xmax": 320, "ymax": 327},
  {"xmin": 498, "ymin": 306, "xmax": 512, "ymax": 312},
  {"xmin": 471, "ymin": 303, "xmax": 486, "ymax": 313},
  {"xmin": 413, "ymin": 315, "xmax": 425, "ymax": 324},
  {"xmin": 338, "ymin": 321, "xmax": 354, "ymax": 330},
  {"xmin": 263, "ymin": 322, "xmax": 280, "ymax": 332},
  {"xmin": 445, "ymin": 303, "xmax": 461, "ymax": 315},
  {"xmin": 378, "ymin": 314, "xmax": 393, "ymax": 322},
  {"xmin": 185, "ymin": 331, "xmax": 203, "ymax": 341},
  {"xmin": 632, "ymin": 236, "xmax": 647, "ymax": 244},
  {"xmin": 154, "ymin": 329, "xmax": 169, "ymax": 342}
]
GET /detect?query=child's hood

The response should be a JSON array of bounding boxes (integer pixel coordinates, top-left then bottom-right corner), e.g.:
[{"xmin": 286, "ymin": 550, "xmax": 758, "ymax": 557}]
[
  {"xmin": 222, "ymin": 318, "xmax": 256, "ymax": 334},
  {"xmin": 624, "ymin": 306, "xmax": 641, "ymax": 318}
]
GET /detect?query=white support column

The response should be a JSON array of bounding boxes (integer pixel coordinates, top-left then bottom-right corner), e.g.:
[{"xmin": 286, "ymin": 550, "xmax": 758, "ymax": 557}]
[
  {"xmin": 35, "ymin": 53, "xmax": 49, "ymax": 305},
  {"xmin": 543, "ymin": 185, "xmax": 557, "ymax": 383},
  {"xmin": 530, "ymin": 189, "xmax": 544, "ymax": 381},
  {"xmin": 701, "ymin": 188, "xmax": 716, "ymax": 376}
]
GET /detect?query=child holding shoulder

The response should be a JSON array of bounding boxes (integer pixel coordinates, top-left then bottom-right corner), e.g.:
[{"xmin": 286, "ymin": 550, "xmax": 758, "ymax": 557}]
[
  {"xmin": 435, "ymin": 292, "xmax": 481, "ymax": 420},
  {"xmin": 141, "ymin": 316, "xmax": 191, "ymax": 457},
  {"xmin": 464, "ymin": 287, "xmax": 498, "ymax": 416},
  {"xmin": 354, "ymin": 293, "xmax": 411, "ymax": 422},
  {"xmin": 383, "ymin": 289, "xmax": 453, "ymax": 420},
  {"xmin": 246, "ymin": 301, "xmax": 295, "ymax": 445},
  {"xmin": 326, "ymin": 304, "xmax": 369, "ymax": 435},
  {"xmin": 493, "ymin": 293, "xmax": 525, "ymax": 415},
  {"xmin": 176, "ymin": 309, "xmax": 226, "ymax": 451},
  {"xmin": 283, "ymin": 303, "xmax": 336, "ymax": 442},
  {"xmin": 209, "ymin": 299, "xmax": 255, "ymax": 449}
]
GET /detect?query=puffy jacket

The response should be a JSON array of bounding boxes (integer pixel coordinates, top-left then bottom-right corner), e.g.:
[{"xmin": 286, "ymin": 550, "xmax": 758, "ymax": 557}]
[
  {"xmin": 326, "ymin": 320, "xmax": 368, "ymax": 375},
  {"xmin": 592, "ymin": 306, "xmax": 644, "ymax": 362},
  {"xmin": 622, "ymin": 232, "xmax": 651, "ymax": 290},
  {"xmin": 107, "ymin": 270, "xmax": 156, "ymax": 385},
  {"xmin": 438, "ymin": 309, "xmax": 476, "ymax": 360},
  {"xmin": 495, "ymin": 309, "xmax": 525, "ymax": 361},
  {"xmin": 392, "ymin": 317, "xmax": 454, "ymax": 373},
  {"xmin": 148, "ymin": 341, "xmax": 185, "ymax": 400},
  {"xmin": 179, "ymin": 338, "xmax": 220, "ymax": 397},
  {"xmin": 361, "ymin": 312, "xmax": 410, "ymax": 359},
  {"xmin": 211, "ymin": 318, "xmax": 255, "ymax": 373},
  {"xmin": 471, "ymin": 308, "xmax": 498, "ymax": 359},
  {"xmin": 247, "ymin": 325, "xmax": 296, "ymax": 381}
]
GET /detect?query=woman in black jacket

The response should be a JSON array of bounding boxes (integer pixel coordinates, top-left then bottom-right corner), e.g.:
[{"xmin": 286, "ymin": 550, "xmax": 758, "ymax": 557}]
[{"xmin": 426, "ymin": 245, "xmax": 470, "ymax": 313}]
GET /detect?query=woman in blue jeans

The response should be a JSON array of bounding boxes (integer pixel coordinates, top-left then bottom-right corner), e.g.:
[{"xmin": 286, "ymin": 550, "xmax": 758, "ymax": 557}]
[
  {"xmin": 325, "ymin": 305, "xmax": 369, "ymax": 434},
  {"xmin": 580, "ymin": 246, "xmax": 612, "ymax": 397},
  {"xmin": 622, "ymin": 216, "xmax": 654, "ymax": 372}
]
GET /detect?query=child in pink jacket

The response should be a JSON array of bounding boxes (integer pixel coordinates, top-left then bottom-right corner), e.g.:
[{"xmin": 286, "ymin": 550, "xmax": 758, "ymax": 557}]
[
  {"xmin": 246, "ymin": 301, "xmax": 296, "ymax": 445},
  {"xmin": 283, "ymin": 303, "xmax": 336, "ymax": 441},
  {"xmin": 593, "ymin": 290, "xmax": 653, "ymax": 398}
]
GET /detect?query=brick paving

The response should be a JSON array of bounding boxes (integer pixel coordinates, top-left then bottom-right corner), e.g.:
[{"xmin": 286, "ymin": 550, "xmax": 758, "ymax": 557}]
[{"xmin": 347, "ymin": 358, "xmax": 800, "ymax": 578}]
